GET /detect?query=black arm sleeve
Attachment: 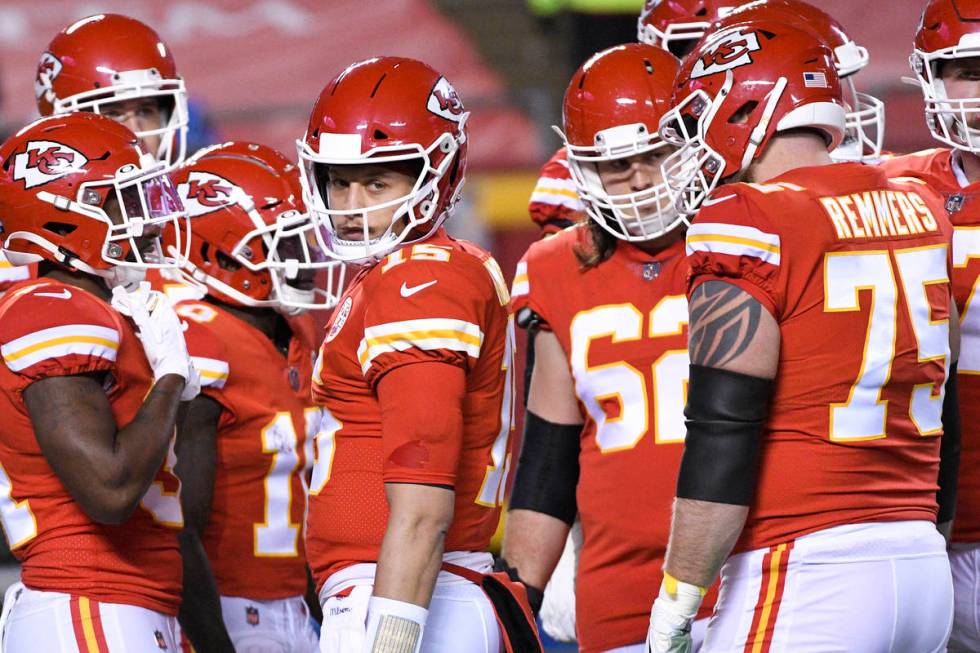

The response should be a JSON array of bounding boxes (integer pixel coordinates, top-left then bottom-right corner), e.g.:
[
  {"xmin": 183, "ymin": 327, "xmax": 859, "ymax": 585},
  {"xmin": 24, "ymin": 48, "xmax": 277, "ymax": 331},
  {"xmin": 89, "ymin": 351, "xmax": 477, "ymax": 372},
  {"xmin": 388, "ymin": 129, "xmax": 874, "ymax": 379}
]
[
  {"xmin": 517, "ymin": 307, "xmax": 543, "ymax": 409},
  {"xmin": 508, "ymin": 411, "xmax": 581, "ymax": 526},
  {"xmin": 677, "ymin": 364, "xmax": 773, "ymax": 506},
  {"xmin": 938, "ymin": 364, "xmax": 961, "ymax": 524}
]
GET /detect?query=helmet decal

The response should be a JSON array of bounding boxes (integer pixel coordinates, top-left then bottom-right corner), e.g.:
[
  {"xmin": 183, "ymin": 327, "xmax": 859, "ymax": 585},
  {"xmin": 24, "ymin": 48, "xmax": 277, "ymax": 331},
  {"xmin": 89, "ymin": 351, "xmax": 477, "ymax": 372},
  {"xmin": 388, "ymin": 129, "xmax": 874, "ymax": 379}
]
[
  {"xmin": 12, "ymin": 140, "xmax": 88, "ymax": 189},
  {"xmin": 178, "ymin": 171, "xmax": 244, "ymax": 216},
  {"xmin": 691, "ymin": 28, "xmax": 763, "ymax": 79},
  {"xmin": 427, "ymin": 77, "xmax": 466, "ymax": 123},
  {"xmin": 34, "ymin": 52, "xmax": 62, "ymax": 101}
]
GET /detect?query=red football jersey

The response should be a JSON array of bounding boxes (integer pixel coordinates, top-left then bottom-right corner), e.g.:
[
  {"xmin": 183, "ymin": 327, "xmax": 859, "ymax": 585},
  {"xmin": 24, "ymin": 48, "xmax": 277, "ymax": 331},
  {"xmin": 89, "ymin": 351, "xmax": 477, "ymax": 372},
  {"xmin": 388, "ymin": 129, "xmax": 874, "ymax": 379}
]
[
  {"xmin": 686, "ymin": 163, "xmax": 954, "ymax": 552},
  {"xmin": 528, "ymin": 148, "xmax": 586, "ymax": 236},
  {"xmin": 511, "ymin": 227, "xmax": 714, "ymax": 653},
  {"xmin": 881, "ymin": 149, "xmax": 980, "ymax": 543},
  {"xmin": 175, "ymin": 300, "xmax": 318, "ymax": 599},
  {"xmin": 0, "ymin": 279, "xmax": 182, "ymax": 614},
  {"xmin": 307, "ymin": 229, "xmax": 515, "ymax": 584}
]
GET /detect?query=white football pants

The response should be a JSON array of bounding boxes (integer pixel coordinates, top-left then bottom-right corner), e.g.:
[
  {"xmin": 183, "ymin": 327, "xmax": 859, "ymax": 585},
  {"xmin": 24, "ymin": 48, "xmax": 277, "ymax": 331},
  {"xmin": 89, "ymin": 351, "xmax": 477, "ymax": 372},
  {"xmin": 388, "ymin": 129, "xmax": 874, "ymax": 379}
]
[
  {"xmin": 318, "ymin": 552, "xmax": 501, "ymax": 653},
  {"xmin": 701, "ymin": 520, "xmax": 952, "ymax": 653},
  {"xmin": 220, "ymin": 594, "xmax": 318, "ymax": 653},
  {"xmin": 0, "ymin": 583, "xmax": 180, "ymax": 652},
  {"xmin": 948, "ymin": 542, "xmax": 980, "ymax": 652}
]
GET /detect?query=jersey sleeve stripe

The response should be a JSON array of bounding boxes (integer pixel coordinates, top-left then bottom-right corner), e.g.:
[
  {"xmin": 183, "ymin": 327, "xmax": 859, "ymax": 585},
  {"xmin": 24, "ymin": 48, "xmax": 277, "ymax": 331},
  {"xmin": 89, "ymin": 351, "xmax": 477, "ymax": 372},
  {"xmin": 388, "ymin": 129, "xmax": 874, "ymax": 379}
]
[
  {"xmin": 511, "ymin": 261, "xmax": 529, "ymax": 298},
  {"xmin": 686, "ymin": 223, "xmax": 781, "ymax": 266},
  {"xmin": 357, "ymin": 318, "xmax": 485, "ymax": 373},
  {"xmin": 190, "ymin": 356, "xmax": 230, "ymax": 389},
  {"xmin": 1, "ymin": 325, "xmax": 120, "ymax": 371}
]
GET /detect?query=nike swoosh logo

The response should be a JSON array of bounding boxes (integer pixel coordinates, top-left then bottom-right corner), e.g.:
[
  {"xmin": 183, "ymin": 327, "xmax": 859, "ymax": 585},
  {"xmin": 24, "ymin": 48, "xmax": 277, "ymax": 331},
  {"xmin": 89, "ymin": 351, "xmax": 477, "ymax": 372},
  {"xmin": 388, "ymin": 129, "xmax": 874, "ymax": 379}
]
[
  {"xmin": 400, "ymin": 280, "xmax": 438, "ymax": 298},
  {"xmin": 34, "ymin": 289, "xmax": 72, "ymax": 300},
  {"xmin": 701, "ymin": 193, "xmax": 737, "ymax": 207}
]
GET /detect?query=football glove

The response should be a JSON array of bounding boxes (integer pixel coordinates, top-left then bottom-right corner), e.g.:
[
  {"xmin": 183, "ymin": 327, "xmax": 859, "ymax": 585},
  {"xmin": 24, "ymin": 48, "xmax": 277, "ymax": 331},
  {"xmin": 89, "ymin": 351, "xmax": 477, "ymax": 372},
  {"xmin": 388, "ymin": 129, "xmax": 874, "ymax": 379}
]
[
  {"xmin": 646, "ymin": 573, "xmax": 706, "ymax": 653},
  {"xmin": 111, "ymin": 282, "xmax": 200, "ymax": 401}
]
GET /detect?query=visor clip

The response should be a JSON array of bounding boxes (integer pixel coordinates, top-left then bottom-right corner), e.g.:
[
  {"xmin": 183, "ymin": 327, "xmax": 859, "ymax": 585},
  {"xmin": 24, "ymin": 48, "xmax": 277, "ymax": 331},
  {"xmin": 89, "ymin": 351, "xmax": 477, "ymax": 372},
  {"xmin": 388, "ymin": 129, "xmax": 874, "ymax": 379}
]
[{"xmin": 106, "ymin": 243, "xmax": 124, "ymax": 259}]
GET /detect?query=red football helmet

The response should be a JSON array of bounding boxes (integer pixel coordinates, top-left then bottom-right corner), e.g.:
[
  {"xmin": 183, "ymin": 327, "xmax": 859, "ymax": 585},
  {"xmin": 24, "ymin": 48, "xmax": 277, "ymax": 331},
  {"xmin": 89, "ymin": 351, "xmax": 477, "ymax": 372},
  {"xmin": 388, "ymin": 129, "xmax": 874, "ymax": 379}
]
[
  {"xmin": 296, "ymin": 56, "xmax": 468, "ymax": 263},
  {"xmin": 189, "ymin": 141, "xmax": 305, "ymax": 203},
  {"xmin": 561, "ymin": 44, "xmax": 683, "ymax": 241},
  {"xmin": 36, "ymin": 14, "xmax": 188, "ymax": 167},
  {"xmin": 0, "ymin": 112, "xmax": 187, "ymax": 289},
  {"xmin": 911, "ymin": 0, "xmax": 980, "ymax": 154},
  {"xmin": 165, "ymin": 151, "xmax": 345, "ymax": 313},
  {"xmin": 637, "ymin": 0, "xmax": 752, "ymax": 56},
  {"xmin": 716, "ymin": 0, "xmax": 882, "ymax": 163},
  {"xmin": 660, "ymin": 20, "xmax": 845, "ymax": 214}
]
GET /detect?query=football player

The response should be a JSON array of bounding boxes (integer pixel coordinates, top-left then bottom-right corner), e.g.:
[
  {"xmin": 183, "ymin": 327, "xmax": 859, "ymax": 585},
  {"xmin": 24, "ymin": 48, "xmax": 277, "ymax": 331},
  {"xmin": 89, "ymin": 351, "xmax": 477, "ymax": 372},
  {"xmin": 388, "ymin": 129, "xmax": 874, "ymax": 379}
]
[
  {"xmin": 880, "ymin": 1, "xmax": 980, "ymax": 649},
  {"xmin": 0, "ymin": 112, "xmax": 197, "ymax": 649},
  {"xmin": 35, "ymin": 13, "xmax": 188, "ymax": 168},
  {"xmin": 528, "ymin": 0, "xmax": 882, "ymax": 236},
  {"xmin": 714, "ymin": 0, "xmax": 884, "ymax": 163},
  {"xmin": 288, "ymin": 57, "xmax": 537, "ymax": 652},
  {"xmin": 501, "ymin": 43, "xmax": 716, "ymax": 653},
  {"xmin": 163, "ymin": 148, "xmax": 337, "ymax": 651},
  {"xmin": 646, "ymin": 19, "xmax": 959, "ymax": 652},
  {"xmin": 528, "ymin": 0, "xmax": 751, "ymax": 236}
]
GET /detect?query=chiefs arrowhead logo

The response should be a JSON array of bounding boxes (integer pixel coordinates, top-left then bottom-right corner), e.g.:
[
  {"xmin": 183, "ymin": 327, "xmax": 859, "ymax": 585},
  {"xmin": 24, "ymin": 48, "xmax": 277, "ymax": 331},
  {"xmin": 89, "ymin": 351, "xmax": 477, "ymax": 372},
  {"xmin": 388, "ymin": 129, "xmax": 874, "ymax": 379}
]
[
  {"xmin": 34, "ymin": 52, "xmax": 62, "ymax": 101},
  {"xmin": 177, "ymin": 171, "xmax": 249, "ymax": 217},
  {"xmin": 427, "ymin": 77, "xmax": 465, "ymax": 123},
  {"xmin": 690, "ymin": 28, "xmax": 763, "ymax": 79},
  {"xmin": 12, "ymin": 140, "xmax": 87, "ymax": 189}
]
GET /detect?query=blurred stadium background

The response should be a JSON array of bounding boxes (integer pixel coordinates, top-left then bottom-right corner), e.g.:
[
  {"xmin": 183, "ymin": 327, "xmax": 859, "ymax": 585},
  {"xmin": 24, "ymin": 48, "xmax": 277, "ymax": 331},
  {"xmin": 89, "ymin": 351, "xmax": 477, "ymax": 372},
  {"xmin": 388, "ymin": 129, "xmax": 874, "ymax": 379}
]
[{"xmin": 0, "ymin": 1, "xmax": 943, "ymax": 649}]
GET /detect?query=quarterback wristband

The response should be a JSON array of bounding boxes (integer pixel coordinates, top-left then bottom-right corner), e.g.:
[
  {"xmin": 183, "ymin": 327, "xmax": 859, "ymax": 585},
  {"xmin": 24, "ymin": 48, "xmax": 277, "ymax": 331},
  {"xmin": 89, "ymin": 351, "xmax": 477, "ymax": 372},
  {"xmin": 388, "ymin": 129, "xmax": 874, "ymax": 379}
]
[
  {"xmin": 659, "ymin": 572, "xmax": 706, "ymax": 619},
  {"xmin": 365, "ymin": 596, "xmax": 428, "ymax": 653}
]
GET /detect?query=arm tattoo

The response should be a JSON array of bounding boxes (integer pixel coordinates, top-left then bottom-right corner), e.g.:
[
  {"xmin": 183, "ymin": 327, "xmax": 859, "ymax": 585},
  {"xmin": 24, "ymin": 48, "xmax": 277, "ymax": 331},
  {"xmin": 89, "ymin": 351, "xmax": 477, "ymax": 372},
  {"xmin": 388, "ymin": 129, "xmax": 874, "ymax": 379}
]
[{"xmin": 688, "ymin": 280, "xmax": 763, "ymax": 368}]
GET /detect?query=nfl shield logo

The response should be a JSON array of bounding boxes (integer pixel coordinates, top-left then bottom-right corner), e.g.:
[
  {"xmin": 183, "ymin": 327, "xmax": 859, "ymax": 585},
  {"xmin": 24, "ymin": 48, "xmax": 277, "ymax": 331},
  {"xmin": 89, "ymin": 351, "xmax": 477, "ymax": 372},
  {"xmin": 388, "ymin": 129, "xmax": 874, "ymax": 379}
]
[
  {"xmin": 288, "ymin": 367, "xmax": 300, "ymax": 392},
  {"xmin": 154, "ymin": 630, "xmax": 168, "ymax": 649},
  {"xmin": 246, "ymin": 605, "xmax": 260, "ymax": 626}
]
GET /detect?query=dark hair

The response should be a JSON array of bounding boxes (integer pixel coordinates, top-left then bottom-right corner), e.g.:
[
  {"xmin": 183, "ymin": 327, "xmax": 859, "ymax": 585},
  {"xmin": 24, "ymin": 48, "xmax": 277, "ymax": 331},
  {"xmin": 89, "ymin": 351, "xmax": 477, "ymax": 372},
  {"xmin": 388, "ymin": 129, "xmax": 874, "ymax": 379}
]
[{"xmin": 572, "ymin": 219, "xmax": 618, "ymax": 269}]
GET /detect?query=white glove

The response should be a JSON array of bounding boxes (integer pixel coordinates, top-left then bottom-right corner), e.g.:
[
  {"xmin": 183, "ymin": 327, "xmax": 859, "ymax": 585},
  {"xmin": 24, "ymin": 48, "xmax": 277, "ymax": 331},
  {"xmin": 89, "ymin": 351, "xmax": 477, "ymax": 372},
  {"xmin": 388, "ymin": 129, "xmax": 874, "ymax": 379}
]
[
  {"xmin": 111, "ymin": 282, "xmax": 200, "ymax": 401},
  {"xmin": 541, "ymin": 523, "xmax": 580, "ymax": 642},
  {"xmin": 319, "ymin": 584, "xmax": 371, "ymax": 653},
  {"xmin": 646, "ymin": 573, "xmax": 705, "ymax": 653}
]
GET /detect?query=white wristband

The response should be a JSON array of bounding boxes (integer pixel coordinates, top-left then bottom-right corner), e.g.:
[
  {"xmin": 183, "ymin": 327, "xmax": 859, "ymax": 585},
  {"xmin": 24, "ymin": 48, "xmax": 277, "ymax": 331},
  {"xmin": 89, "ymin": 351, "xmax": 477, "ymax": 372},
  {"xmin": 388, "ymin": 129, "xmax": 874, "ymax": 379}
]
[{"xmin": 364, "ymin": 596, "xmax": 428, "ymax": 653}]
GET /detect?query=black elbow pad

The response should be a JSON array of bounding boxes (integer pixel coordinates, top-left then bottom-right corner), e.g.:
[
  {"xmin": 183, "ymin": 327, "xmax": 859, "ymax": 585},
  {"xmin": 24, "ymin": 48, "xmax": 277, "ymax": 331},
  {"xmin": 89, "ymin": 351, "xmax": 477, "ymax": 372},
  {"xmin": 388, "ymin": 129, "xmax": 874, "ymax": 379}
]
[
  {"xmin": 677, "ymin": 365, "xmax": 773, "ymax": 506},
  {"xmin": 508, "ymin": 412, "xmax": 580, "ymax": 526},
  {"xmin": 938, "ymin": 364, "xmax": 961, "ymax": 524}
]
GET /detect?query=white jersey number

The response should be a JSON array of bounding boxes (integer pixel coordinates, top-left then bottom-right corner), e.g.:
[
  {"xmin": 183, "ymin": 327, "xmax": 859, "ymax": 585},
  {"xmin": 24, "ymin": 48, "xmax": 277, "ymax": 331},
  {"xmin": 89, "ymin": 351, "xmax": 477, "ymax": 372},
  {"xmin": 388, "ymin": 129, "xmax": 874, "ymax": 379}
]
[
  {"xmin": 0, "ymin": 462, "xmax": 36, "ymax": 549},
  {"xmin": 569, "ymin": 297, "xmax": 688, "ymax": 453},
  {"xmin": 254, "ymin": 411, "xmax": 317, "ymax": 556},
  {"xmin": 824, "ymin": 246, "xmax": 950, "ymax": 441}
]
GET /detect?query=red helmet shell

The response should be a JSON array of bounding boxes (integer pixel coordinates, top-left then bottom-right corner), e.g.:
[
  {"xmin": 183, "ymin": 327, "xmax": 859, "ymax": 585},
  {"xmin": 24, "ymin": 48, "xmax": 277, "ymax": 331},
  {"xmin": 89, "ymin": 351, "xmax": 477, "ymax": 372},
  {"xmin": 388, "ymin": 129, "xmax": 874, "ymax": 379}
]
[
  {"xmin": 915, "ymin": 0, "xmax": 980, "ymax": 54},
  {"xmin": 672, "ymin": 20, "xmax": 844, "ymax": 179},
  {"xmin": 0, "ymin": 112, "xmax": 148, "ymax": 271},
  {"xmin": 192, "ymin": 141, "xmax": 305, "ymax": 210},
  {"xmin": 167, "ymin": 154, "xmax": 299, "ymax": 306},
  {"xmin": 564, "ymin": 44, "xmax": 680, "ymax": 147},
  {"xmin": 36, "ymin": 14, "xmax": 179, "ymax": 116},
  {"xmin": 638, "ymin": 0, "xmax": 752, "ymax": 54}
]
